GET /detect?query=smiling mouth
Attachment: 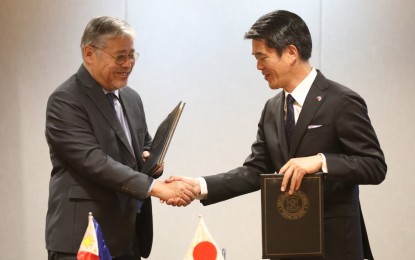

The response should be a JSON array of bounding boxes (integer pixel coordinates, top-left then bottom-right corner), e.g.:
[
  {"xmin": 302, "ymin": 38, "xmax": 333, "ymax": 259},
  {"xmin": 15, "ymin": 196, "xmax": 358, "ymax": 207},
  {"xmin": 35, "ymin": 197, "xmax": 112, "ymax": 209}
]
[
  {"xmin": 264, "ymin": 74, "xmax": 270, "ymax": 81},
  {"xmin": 117, "ymin": 72, "xmax": 130, "ymax": 77}
]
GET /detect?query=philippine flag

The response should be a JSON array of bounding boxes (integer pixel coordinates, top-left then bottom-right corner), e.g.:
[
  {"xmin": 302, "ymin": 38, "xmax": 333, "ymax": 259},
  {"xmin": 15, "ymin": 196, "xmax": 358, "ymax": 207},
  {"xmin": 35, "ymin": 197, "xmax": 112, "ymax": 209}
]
[
  {"xmin": 77, "ymin": 212, "xmax": 112, "ymax": 260},
  {"xmin": 183, "ymin": 216, "xmax": 224, "ymax": 260}
]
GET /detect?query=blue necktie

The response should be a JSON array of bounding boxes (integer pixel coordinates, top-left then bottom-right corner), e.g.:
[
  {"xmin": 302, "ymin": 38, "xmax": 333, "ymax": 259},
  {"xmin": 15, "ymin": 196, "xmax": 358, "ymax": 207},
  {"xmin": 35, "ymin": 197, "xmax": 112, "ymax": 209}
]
[
  {"xmin": 106, "ymin": 93, "xmax": 143, "ymax": 212},
  {"xmin": 285, "ymin": 94, "xmax": 296, "ymax": 150},
  {"xmin": 106, "ymin": 92, "xmax": 116, "ymax": 111},
  {"xmin": 106, "ymin": 93, "xmax": 133, "ymax": 146}
]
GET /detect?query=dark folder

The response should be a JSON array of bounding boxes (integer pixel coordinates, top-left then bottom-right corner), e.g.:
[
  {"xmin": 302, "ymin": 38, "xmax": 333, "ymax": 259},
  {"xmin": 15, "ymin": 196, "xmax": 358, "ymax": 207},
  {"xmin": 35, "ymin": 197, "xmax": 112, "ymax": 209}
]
[
  {"xmin": 260, "ymin": 173, "xmax": 324, "ymax": 259},
  {"xmin": 141, "ymin": 101, "xmax": 185, "ymax": 176}
]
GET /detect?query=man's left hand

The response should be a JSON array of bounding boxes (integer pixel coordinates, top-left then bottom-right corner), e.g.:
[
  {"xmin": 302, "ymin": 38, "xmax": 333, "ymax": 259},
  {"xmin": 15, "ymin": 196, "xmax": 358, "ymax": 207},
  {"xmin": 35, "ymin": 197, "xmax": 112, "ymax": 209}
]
[
  {"xmin": 142, "ymin": 151, "xmax": 164, "ymax": 176},
  {"xmin": 279, "ymin": 155, "xmax": 323, "ymax": 195}
]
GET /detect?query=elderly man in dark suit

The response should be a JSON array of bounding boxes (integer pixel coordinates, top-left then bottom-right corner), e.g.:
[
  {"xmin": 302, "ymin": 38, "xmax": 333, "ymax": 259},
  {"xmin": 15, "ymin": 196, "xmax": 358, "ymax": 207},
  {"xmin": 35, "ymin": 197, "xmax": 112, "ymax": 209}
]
[
  {"xmin": 167, "ymin": 10, "xmax": 386, "ymax": 260},
  {"xmin": 45, "ymin": 16, "xmax": 197, "ymax": 260}
]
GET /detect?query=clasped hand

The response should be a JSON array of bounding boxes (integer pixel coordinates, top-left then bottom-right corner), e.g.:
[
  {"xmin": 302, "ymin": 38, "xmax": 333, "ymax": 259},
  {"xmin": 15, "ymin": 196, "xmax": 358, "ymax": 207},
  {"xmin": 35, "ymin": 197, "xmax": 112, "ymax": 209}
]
[
  {"xmin": 162, "ymin": 176, "xmax": 201, "ymax": 207},
  {"xmin": 150, "ymin": 179, "xmax": 198, "ymax": 207}
]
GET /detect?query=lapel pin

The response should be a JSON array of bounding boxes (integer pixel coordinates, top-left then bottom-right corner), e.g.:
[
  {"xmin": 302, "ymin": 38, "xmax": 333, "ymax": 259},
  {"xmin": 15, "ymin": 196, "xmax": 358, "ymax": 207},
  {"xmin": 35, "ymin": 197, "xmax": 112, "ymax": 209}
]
[{"xmin": 316, "ymin": 96, "xmax": 322, "ymax": 102}]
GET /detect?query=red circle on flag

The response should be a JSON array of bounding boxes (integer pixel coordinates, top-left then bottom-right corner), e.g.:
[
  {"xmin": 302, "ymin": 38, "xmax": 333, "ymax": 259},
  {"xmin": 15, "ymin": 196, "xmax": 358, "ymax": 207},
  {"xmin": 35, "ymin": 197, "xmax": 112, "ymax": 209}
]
[{"xmin": 193, "ymin": 241, "xmax": 217, "ymax": 260}]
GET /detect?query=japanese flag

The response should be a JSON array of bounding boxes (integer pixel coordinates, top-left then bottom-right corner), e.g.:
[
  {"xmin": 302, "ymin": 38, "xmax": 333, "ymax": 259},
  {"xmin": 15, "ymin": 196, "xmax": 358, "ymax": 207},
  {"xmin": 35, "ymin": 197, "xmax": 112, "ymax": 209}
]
[{"xmin": 183, "ymin": 216, "xmax": 224, "ymax": 260}]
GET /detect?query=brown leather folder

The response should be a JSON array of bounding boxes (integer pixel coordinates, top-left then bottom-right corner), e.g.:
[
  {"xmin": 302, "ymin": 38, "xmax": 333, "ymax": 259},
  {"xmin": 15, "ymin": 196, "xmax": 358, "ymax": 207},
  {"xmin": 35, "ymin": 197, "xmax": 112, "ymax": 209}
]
[
  {"xmin": 141, "ymin": 101, "xmax": 185, "ymax": 176},
  {"xmin": 260, "ymin": 173, "xmax": 324, "ymax": 259}
]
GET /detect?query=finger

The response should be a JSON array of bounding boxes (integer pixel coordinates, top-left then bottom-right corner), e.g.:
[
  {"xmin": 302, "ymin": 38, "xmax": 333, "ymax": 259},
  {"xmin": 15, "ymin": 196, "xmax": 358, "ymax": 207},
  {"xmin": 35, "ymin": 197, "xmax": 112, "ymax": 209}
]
[
  {"xmin": 279, "ymin": 160, "xmax": 291, "ymax": 175},
  {"xmin": 183, "ymin": 183, "xmax": 197, "ymax": 199},
  {"xmin": 142, "ymin": 151, "xmax": 150, "ymax": 161},
  {"xmin": 185, "ymin": 182, "xmax": 198, "ymax": 196},
  {"xmin": 180, "ymin": 192, "xmax": 193, "ymax": 204},
  {"xmin": 288, "ymin": 171, "xmax": 298, "ymax": 195},
  {"xmin": 178, "ymin": 198, "xmax": 188, "ymax": 207},
  {"xmin": 281, "ymin": 167, "xmax": 293, "ymax": 192},
  {"xmin": 175, "ymin": 176, "xmax": 185, "ymax": 182},
  {"xmin": 295, "ymin": 172, "xmax": 304, "ymax": 191},
  {"xmin": 166, "ymin": 197, "xmax": 180, "ymax": 206},
  {"xmin": 165, "ymin": 176, "xmax": 182, "ymax": 183},
  {"xmin": 173, "ymin": 197, "xmax": 182, "ymax": 206},
  {"xmin": 171, "ymin": 197, "xmax": 186, "ymax": 207}
]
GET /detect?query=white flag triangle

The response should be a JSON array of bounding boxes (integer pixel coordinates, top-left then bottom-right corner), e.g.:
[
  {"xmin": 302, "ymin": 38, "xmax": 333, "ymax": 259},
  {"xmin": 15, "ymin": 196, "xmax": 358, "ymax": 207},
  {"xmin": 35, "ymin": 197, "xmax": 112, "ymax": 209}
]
[{"xmin": 183, "ymin": 216, "xmax": 224, "ymax": 260}]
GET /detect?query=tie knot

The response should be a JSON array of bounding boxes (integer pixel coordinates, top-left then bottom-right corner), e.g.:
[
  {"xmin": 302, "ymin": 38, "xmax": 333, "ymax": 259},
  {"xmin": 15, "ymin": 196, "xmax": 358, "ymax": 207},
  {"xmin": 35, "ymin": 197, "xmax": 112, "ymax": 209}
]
[
  {"xmin": 106, "ymin": 92, "xmax": 117, "ymax": 100},
  {"xmin": 106, "ymin": 92, "xmax": 117, "ymax": 110},
  {"xmin": 286, "ymin": 94, "xmax": 295, "ymax": 105}
]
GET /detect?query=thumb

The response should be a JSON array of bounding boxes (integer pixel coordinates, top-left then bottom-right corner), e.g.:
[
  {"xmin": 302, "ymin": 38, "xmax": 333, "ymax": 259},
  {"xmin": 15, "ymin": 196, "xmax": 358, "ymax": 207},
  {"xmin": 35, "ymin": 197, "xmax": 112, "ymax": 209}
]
[{"xmin": 164, "ymin": 176, "xmax": 182, "ymax": 183}]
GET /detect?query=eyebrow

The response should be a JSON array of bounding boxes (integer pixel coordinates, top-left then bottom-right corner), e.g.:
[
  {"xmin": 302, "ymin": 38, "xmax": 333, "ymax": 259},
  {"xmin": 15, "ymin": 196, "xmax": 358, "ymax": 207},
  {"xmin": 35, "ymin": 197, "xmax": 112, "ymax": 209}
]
[{"xmin": 252, "ymin": 51, "xmax": 267, "ymax": 57}]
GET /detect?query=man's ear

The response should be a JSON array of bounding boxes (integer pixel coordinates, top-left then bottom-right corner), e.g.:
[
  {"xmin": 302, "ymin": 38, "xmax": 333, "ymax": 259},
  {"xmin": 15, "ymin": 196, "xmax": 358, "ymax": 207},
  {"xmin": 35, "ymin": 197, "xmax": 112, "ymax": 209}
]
[
  {"xmin": 286, "ymin": 44, "xmax": 299, "ymax": 64},
  {"xmin": 83, "ymin": 45, "xmax": 95, "ymax": 64}
]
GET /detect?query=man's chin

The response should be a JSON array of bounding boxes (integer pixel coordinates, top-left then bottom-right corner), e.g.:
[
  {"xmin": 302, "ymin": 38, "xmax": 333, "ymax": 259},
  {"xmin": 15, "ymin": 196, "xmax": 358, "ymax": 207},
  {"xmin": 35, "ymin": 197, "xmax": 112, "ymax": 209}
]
[
  {"xmin": 267, "ymin": 82, "xmax": 279, "ymax": 90},
  {"xmin": 112, "ymin": 81, "xmax": 128, "ymax": 90}
]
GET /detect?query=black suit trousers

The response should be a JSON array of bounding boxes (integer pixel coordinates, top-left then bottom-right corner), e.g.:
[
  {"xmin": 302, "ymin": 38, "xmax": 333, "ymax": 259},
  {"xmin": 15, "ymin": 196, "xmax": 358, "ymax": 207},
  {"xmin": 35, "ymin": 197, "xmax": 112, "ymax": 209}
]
[{"xmin": 48, "ymin": 251, "xmax": 141, "ymax": 260}]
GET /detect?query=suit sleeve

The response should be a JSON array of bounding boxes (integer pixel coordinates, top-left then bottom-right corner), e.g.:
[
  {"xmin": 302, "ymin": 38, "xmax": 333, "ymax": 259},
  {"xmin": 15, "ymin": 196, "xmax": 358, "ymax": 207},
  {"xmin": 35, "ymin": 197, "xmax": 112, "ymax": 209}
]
[
  {"xmin": 324, "ymin": 90, "xmax": 387, "ymax": 184},
  {"xmin": 45, "ymin": 89, "xmax": 153, "ymax": 200},
  {"xmin": 202, "ymin": 100, "xmax": 275, "ymax": 205}
]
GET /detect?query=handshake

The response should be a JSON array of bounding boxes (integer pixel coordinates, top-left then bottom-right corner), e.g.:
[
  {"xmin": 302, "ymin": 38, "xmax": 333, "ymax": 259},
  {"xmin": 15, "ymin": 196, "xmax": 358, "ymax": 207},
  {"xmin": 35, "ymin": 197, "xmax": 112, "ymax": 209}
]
[
  {"xmin": 150, "ymin": 176, "xmax": 201, "ymax": 207},
  {"xmin": 143, "ymin": 152, "xmax": 202, "ymax": 206}
]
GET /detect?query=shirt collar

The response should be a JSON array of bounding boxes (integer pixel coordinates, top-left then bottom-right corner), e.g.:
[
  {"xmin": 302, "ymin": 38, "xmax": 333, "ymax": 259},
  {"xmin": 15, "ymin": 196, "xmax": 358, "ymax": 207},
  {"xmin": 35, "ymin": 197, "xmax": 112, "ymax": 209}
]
[
  {"xmin": 102, "ymin": 88, "xmax": 120, "ymax": 98},
  {"xmin": 285, "ymin": 67, "xmax": 317, "ymax": 106}
]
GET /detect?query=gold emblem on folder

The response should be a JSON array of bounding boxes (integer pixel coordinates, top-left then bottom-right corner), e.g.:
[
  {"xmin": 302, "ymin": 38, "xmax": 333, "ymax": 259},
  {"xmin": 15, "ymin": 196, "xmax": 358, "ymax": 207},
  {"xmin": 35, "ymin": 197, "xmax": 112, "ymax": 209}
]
[{"xmin": 277, "ymin": 190, "xmax": 309, "ymax": 220}]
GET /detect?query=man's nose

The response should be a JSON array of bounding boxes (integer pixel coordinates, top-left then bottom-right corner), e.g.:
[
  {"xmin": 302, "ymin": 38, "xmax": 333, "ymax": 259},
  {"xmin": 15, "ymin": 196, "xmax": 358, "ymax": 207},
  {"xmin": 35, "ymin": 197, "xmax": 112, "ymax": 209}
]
[{"xmin": 256, "ymin": 60, "xmax": 264, "ymax": 70}]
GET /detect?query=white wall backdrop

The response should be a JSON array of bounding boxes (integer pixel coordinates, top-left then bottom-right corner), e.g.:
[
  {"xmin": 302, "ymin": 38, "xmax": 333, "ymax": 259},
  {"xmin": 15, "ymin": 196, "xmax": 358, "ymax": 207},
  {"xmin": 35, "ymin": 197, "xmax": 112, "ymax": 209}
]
[{"xmin": 0, "ymin": 0, "xmax": 414, "ymax": 259}]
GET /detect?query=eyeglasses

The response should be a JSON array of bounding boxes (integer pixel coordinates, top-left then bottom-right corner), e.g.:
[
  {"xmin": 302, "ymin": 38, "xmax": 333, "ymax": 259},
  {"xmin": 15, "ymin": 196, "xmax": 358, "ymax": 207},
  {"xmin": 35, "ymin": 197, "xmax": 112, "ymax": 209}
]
[{"xmin": 91, "ymin": 45, "xmax": 139, "ymax": 65}]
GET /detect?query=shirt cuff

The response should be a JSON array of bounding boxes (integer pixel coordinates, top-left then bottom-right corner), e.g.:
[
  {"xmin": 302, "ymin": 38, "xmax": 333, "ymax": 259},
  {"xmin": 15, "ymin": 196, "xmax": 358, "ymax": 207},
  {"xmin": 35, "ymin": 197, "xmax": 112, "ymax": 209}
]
[
  {"xmin": 318, "ymin": 153, "xmax": 328, "ymax": 173},
  {"xmin": 146, "ymin": 179, "xmax": 155, "ymax": 197},
  {"xmin": 197, "ymin": 177, "xmax": 208, "ymax": 200}
]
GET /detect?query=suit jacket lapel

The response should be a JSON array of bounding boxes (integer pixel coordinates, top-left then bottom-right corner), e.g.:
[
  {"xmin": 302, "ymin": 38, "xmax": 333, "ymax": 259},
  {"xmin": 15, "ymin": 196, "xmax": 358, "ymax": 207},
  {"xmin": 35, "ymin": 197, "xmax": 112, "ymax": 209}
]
[
  {"xmin": 119, "ymin": 90, "xmax": 145, "ymax": 167},
  {"xmin": 77, "ymin": 66, "xmax": 136, "ymax": 159},
  {"xmin": 290, "ymin": 73, "xmax": 327, "ymax": 156},
  {"xmin": 267, "ymin": 92, "xmax": 290, "ymax": 163}
]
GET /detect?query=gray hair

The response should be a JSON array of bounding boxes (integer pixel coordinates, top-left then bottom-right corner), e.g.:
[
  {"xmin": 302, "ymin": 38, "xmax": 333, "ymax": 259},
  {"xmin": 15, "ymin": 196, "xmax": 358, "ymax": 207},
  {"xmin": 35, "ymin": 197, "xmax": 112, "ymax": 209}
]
[{"xmin": 80, "ymin": 16, "xmax": 135, "ymax": 51}]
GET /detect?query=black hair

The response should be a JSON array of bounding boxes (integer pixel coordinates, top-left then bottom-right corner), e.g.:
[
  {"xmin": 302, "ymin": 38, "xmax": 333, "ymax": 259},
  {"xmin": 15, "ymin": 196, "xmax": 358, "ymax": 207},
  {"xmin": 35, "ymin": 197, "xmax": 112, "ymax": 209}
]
[{"xmin": 244, "ymin": 10, "xmax": 312, "ymax": 60}]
